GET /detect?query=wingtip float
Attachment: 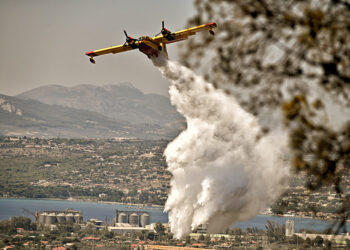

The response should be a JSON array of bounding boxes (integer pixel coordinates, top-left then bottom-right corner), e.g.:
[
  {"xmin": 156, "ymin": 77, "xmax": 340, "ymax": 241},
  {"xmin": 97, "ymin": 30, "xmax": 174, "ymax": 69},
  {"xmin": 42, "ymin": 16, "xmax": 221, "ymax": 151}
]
[{"xmin": 85, "ymin": 21, "xmax": 217, "ymax": 64}]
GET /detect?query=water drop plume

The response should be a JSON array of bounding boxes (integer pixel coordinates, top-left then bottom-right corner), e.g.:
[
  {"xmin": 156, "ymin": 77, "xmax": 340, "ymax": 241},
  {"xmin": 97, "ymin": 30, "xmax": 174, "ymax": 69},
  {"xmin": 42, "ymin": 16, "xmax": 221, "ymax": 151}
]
[{"xmin": 151, "ymin": 54, "xmax": 289, "ymax": 239}]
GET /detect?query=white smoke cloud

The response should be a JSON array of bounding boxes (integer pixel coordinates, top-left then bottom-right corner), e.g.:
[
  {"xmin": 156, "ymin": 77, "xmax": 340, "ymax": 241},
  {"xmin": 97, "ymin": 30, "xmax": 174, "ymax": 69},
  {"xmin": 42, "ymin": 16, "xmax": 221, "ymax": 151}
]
[{"xmin": 152, "ymin": 55, "xmax": 289, "ymax": 239}]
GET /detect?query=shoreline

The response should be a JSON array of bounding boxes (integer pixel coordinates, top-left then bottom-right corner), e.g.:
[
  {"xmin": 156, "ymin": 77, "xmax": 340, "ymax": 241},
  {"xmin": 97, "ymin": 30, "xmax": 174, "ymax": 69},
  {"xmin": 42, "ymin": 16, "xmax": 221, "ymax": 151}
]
[
  {"xmin": 2, "ymin": 197, "xmax": 347, "ymax": 222},
  {"xmin": 256, "ymin": 212, "xmax": 349, "ymax": 222},
  {"xmin": 0, "ymin": 196, "xmax": 164, "ymax": 210}
]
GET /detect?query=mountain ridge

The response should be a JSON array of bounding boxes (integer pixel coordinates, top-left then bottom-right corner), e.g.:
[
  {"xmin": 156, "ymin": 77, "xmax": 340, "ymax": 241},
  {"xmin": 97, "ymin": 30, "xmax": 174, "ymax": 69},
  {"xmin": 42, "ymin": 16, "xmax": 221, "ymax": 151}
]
[
  {"xmin": 0, "ymin": 93, "xmax": 179, "ymax": 139},
  {"xmin": 17, "ymin": 83, "xmax": 184, "ymax": 128}
]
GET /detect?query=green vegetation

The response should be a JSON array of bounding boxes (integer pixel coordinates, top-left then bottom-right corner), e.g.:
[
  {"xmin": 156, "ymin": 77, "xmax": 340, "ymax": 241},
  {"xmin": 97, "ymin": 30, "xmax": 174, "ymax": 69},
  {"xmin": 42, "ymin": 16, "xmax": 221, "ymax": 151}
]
[
  {"xmin": 0, "ymin": 137, "xmax": 170, "ymax": 205},
  {"xmin": 0, "ymin": 136, "xmax": 347, "ymax": 215},
  {"xmin": 0, "ymin": 216, "xmax": 36, "ymax": 235},
  {"xmin": 0, "ymin": 216, "xmax": 349, "ymax": 249}
]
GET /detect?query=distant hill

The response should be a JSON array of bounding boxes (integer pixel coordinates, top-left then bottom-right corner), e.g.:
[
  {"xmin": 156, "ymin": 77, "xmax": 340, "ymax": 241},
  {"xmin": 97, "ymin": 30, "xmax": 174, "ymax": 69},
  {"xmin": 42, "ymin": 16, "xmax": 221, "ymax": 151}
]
[
  {"xmin": 0, "ymin": 94, "xmax": 177, "ymax": 139},
  {"xmin": 17, "ymin": 83, "xmax": 185, "ymax": 128}
]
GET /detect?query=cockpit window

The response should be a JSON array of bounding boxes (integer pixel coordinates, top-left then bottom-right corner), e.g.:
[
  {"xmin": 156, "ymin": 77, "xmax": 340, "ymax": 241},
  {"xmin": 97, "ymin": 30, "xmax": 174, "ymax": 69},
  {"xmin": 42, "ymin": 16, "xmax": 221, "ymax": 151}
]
[{"xmin": 138, "ymin": 36, "xmax": 150, "ymax": 40}]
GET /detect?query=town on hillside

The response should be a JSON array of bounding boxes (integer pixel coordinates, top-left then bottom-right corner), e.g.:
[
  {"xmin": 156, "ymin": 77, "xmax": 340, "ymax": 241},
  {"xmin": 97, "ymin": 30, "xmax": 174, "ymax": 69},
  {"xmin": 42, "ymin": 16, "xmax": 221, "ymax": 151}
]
[{"xmin": 0, "ymin": 136, "xmax": 347, "ymax": 220}]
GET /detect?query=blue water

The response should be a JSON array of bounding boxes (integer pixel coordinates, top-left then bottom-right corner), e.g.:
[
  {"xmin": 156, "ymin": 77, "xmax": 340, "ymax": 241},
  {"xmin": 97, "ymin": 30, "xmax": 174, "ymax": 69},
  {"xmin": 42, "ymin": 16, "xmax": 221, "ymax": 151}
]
[
  {"xmin": 0, "ymin": 198, "xmax": 167, "ymax": 224},
  {"xmin": 234, "ymin": 215, "xmax": 337, "ymax": 232},
  {"xmin": 0, "ymin": 198, "xmax": 345, "ymax": 233}
]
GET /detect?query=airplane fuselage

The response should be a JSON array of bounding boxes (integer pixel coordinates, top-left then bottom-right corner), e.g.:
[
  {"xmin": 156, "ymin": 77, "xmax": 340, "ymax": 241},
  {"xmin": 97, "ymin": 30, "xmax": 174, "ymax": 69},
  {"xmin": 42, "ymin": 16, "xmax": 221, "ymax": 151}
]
[{"xmin": 137, "ymin": 36, "xmax": 167, "ymax": 58}]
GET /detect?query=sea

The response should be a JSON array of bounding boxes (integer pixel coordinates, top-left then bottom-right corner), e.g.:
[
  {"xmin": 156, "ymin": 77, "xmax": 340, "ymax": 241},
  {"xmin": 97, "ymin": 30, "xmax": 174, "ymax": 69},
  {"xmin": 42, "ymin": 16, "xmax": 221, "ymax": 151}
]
[{"xmin": 0, "ymin": 198, "xmax": 346, "ymax": 233}]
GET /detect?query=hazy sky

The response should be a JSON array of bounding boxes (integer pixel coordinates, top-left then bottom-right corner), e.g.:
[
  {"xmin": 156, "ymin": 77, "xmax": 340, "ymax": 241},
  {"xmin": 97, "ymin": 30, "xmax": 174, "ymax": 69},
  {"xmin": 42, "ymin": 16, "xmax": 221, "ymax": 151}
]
[{"xmin": 0, "ymin": 0, "xmax": 196, "ymax": 96}]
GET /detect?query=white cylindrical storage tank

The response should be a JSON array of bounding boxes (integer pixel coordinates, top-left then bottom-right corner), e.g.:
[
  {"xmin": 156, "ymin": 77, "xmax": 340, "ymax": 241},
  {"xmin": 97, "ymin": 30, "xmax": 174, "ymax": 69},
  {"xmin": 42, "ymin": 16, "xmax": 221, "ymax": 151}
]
[
  {"xmin": 118, "ymin": 212, "xmax": 127, "ymax": 223},
  {"xmin": 46, "ymin": 213, "xmax": 57, "ymax": 225},
  {"xmin": 65, "ymin": 213, "xmax": 75, "ymax": 223},
  {"xmin": 38, "ymin": 212, "xmax": 47, "ymax": 225},
  {"xmin": 74, "ymin": 214, "xmax": 82, "ymax": 223},
  {"xmin": 140, "ymin": 213, "xmax": 150, "ymax": 227},
  {"xmin": 129, "ymin": 213, "xmax": 139, "ymax": 226},
  {"xmin": 56, "ymin": 213, "xmax": 66, "ymax": 223}
]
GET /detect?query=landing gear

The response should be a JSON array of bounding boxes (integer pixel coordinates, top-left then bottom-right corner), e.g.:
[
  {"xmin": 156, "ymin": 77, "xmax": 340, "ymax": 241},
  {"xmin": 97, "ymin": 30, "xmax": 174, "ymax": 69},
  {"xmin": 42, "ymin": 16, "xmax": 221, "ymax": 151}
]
[
  {"xmin": 209, "ymin": 30, "xmax": 215, "ymax": 35},
  {"xmin": 89, "ymin": 57, "xmax": 96, "ymax": 64}
]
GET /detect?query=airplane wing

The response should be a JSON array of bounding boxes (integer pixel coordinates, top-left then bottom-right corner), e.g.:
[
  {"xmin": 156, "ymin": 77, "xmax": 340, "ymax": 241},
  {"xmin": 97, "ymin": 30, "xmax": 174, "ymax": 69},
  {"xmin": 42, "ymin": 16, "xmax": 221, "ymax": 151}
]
[
  {"xmin": 85, "ymin": 43, "xmax": 136, "ymax": 58},
  {"xmin": 152, "ymin": 22, "xmax": 217, "ymax": 44},
  {"xmin": 85, "ymin": 22, "xmax": 217, "ymax": 63}
]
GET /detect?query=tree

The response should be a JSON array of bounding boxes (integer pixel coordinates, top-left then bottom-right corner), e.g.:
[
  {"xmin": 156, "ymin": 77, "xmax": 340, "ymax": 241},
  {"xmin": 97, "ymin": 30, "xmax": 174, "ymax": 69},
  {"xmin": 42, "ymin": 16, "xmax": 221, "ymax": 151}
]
[
  {"xmin": 146, "ymin": 231, "xmax": 155, "ymax": 241},
  {"xmin": 104, "ymin": 230, "xmax": 115, "ymax": 239},
  {"xmin": 265, "ymin": 220, "xmax": 285, "ymax": 243},
  {"xmin": 57, "ymin": 223, "xmax": 74, "ymax": 235},
  {"xmin": 181, "ymin": 0, "xmax": 350, "ymax": 231},
  {"xmin": 185, "ymin": 235, "xmax": 191, "ymax": 244},
  {"xmin": 314, "ymin": 235, "xmax": 324, "ymax": 247},
  {"xmin": 271, "ymin": 202, "xmax": 287, "ymax": 215},
  {"xmin": 346, "ymin": 239, "xmax": 350, "ymax": 248},
  {"xmin": 324, "ymin": 239, "xmax": 332, "ymax": 248},
  {"xmin": 205, "ymin": 235, "xmax": 211, "ymax": 245},
  {"xmin": 305, "ymin": 237, "xmax": 312, "ymax": 247},
  {"xmin": 69, "ymin": 245, "xmax": 78, "ymax": 250},
  {"xmin": 154, "ymin": 222, "xmax": 166, "ymax": 236},
  {"xmin": 0, "ymin": 216, "xmax": 36, "ymax": 235},
  {"xmin": 139, "ymin": 192, "xmax": 149, "ymax": 204},
  {"xmin": 308, "ymin": 203, "xmax": 318, "ymax": 216},
  {"xmin": 138, "ymin": 230, "xmax": 147, "ymax": 240},
  {"xmin": 287, "ymin": 234, "xmax": 298, "ymax": 244}
]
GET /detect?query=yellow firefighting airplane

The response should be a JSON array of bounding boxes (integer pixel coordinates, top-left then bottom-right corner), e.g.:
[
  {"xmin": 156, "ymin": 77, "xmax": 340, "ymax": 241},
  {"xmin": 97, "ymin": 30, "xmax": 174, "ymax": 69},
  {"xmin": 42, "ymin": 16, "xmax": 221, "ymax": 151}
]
[{"xmin": 85, "ymin": 21, "xmax": 217, "ymax": 64}]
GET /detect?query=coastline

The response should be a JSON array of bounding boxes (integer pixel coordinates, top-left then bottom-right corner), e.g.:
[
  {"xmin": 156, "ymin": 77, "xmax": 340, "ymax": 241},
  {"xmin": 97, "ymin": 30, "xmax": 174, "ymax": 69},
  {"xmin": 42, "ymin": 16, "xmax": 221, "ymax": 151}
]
[
  {"xmin": 0, "ymin": 196, "xmax": 164, "ymax": 210},
  {"xmin": 2, "ymin": 197, "xmax": 347, "ymax": 223},
  {"xmin": 257, "ymin": 212, "xmax": 348, "ymax": 222},
  {"xmin": 2, "ymin": 197, "xmax": 349, "ymax": 233}
]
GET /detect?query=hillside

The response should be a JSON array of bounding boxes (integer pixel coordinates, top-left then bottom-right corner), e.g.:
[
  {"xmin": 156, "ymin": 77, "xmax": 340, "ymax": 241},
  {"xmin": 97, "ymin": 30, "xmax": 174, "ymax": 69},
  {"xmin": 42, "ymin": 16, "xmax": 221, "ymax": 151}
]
[
  {"xmin": 0, "ymin": 137, "xmax": 171, "ymax": 205},
  {"xmin": 0, "ymin": 94, "xmax": 171, "ymax": 139},
  {"xmin": 17, "ymin": 83, "xmax": 185, "ymax": 128}
]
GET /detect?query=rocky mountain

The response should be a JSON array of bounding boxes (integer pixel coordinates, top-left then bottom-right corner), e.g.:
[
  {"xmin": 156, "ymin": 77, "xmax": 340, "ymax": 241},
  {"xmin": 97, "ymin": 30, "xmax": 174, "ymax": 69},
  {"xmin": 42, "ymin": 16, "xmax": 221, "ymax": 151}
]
[
  {"xmin": 17, "ymin": 83, "xmax": 185, "ymax": 128},
  {"xmin": 0, "ymin": 94, "xmax": 175, "ymax": 139}
]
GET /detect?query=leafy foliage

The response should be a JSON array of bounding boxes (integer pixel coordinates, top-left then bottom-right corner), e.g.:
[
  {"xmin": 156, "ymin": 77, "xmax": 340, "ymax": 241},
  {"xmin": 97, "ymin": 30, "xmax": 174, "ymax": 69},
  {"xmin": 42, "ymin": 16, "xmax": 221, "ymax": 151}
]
[
  {"xmin": 154, "ymin": 222, "xmax": 166, "ymax": 235},
  {"xmin": 0, "ymin": 216, "xmax": 36, "ymax": 235},
  {"xmin": 265, "ymin": 220, "xmax": 285, "ymax": 243}
]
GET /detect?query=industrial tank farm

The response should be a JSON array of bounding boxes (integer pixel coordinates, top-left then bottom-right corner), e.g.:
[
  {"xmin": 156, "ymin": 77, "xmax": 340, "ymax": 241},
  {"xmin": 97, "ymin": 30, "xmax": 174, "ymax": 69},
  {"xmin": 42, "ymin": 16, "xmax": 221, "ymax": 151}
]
[
  {"xmin": 114, "ymin": 209, "xmax": 150, "ymax": 227},
  {"xmin": 37, "ymin": 209, "xmax": 82, "ymax": 226}
]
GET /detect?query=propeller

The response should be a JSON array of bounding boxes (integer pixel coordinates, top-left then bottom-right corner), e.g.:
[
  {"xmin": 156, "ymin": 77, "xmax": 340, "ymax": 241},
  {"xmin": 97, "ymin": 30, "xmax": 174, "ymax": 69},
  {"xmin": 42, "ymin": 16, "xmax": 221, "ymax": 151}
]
[
  {"xmin": 123, "ymin": 30, "xmax": 137, "ymax": 46},
  {"xmin": 161, "ymin": 21, "xmax": 170, "ymax": 35},
  {"xmin": 124, "ymin": 30, "xmax": 132, "ymax": 42},
  {"xmin": 156, "ymin": 21, "xmax": 171, "ymax": 36}
]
